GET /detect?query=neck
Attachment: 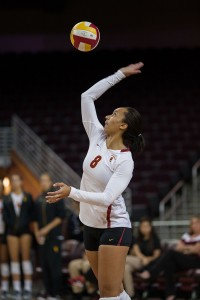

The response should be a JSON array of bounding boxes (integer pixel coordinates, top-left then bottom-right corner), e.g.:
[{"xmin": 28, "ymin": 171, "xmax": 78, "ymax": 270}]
[
  {"xmin": 12, "ymin": 189, "xmax": 22, "ymax": 195},
  {"xmin": 106, "ymin": 134, "xmax": 125, "ymax": 150}
]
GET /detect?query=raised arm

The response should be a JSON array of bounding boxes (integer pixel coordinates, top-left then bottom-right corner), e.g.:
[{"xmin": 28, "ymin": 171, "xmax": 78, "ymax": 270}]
[
  {"xmin": 81, "ymin": 62, "xmax": 144, "ymax": 139},
  {"xmin": 81, "ymin": 70, "xmax": 125, "ymax": 138}
]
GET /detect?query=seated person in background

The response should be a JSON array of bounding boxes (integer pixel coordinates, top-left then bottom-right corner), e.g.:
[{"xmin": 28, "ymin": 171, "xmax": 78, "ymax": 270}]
[
  {"xmin": 138, "ymin": 215, "xmax": 200, "ymax": 300},
  {"xmin": 123, "ymin": 217, "xmax": 162, "ymax": 299},
  {"xmin": 68, "ymin": 252, "xmax": 98, "ymax": 298}
]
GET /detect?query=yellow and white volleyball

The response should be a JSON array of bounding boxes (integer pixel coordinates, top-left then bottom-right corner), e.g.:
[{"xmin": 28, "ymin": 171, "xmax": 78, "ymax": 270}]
[{"xmin": 70, "ymin": 21, "xmax": 100, "ymax": 52}]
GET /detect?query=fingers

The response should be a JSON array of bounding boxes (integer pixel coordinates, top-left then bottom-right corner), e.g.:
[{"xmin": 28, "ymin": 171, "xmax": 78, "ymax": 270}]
[
  {"xmin": 131, "ymin": 62, "xmax": 144, "ymax": 70},
  {"xmin": 53, "ymin": 182, "xmax": 65, "ymax": 188},
  {"xmin": 46, "ymin": 191, "xmax": 59, "ymax": 196},
  {"xmin": 46, "ymin": 197, "xmax": 62, "ymax": 204}
]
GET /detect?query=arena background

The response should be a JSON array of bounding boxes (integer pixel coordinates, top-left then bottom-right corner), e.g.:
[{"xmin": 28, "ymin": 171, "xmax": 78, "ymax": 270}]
[
  {"xmin": 0, "ymin": 1, "xmax": 200, "ymax": 298},
  {"xmin": 0, "ymin": 0, "xmax": 200, "ymax": 51},
  {"xmin": 0, "ymin": 0, "xmax": 200, "ymax": 208}
]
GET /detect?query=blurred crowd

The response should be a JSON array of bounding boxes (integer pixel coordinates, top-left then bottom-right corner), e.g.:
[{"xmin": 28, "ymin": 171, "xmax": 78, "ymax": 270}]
[{"xmin": 0, "ymin": 174, "xmax": 200, "ymax": 300}]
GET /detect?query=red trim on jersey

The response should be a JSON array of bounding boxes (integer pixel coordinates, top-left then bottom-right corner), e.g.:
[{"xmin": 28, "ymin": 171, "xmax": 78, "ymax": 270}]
[
  {"xmin": 120, "ymin": 148, "xmax": 130, "ymax": 152},
  {"xmin": 117, "ymin": 228, "xmax": 126, "ymax": 245},
  {"xmin": 107, "ymin": 205, "xmax": 112, "ymax": 228}
]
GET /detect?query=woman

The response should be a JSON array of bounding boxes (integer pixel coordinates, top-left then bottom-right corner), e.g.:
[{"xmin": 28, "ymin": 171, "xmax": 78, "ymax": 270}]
[
  {"xmin": 138, "ymin": 215, "xmax": 200, "ymax": 300},
  {"xmin": 3, "ymin": 174, "xmax": 35, "ymax": 300},
  {"xmin": 123, "ymin": 217, "xmax": 161, "ymax": 299},
  {"xmin": 0, "ymin": 179, "xmax": 10, "ymax": 299},
  {"xmin": 46, "ymin": 62, "xmax": 145, "ymax": 300}
]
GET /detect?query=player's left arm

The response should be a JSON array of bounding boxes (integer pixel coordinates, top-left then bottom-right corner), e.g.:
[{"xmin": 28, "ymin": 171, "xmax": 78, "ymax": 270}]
[{"xmin": 46, "ymin": 159, "xmax": 134, "ymax": 207}]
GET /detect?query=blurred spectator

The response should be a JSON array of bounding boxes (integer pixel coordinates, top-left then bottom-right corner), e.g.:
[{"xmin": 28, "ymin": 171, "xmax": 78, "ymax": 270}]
[
  {"xmin": 68, "ymin": 252, "xmax": 98, "ymax": 298},
  {"xmin": 33, "ymin": 172, "xmax": 66, "ymax": 300},
  {"xmin": 3, "ymin": 174, "xmax": 35, "ymax": 300},
  {"xmin": 0, "ymin": 179, "xmax": 10, "ymax": 299},
  {"xmin": 123, "ymin": 217, "xmax": 162, "ymax": 299},
  {"xmin": 66, "ymin": 202, "xmax": 83, "ymax": 242},
  {"xmin": 138, "ymin": 215, "xmax": 200, "ymax": 300}
]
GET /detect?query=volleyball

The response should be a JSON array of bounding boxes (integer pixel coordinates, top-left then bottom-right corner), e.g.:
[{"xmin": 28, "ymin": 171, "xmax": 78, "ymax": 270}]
[{"xmin": 70, "ymin": 21, "xmax": 100, "ymax": 52}]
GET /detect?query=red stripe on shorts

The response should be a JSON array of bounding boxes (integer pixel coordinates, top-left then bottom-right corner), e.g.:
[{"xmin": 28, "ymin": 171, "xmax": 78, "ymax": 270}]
[
  {"xmin": 106, "ymin": 205, "xmax": 112, "ymax": 228},
  {"xmin": 117, "ymin": 228, "xmax": 126, "ymax": 246}
]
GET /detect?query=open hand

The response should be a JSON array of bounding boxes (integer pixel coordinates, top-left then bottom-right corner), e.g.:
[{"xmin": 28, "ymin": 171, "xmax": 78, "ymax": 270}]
[
  {"xmin": 46, "ymin": 182, "xmax": 71, "ymax": 203},
  {"xmin": 120, "ymin": 62, "xmax": 144, "ymax": 77}
]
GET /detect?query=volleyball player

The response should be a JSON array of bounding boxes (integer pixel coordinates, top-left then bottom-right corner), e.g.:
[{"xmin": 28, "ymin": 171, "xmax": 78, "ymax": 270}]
[{"xmin": 46, "ymin": 62, "xmax": 145, "ymax": 300}]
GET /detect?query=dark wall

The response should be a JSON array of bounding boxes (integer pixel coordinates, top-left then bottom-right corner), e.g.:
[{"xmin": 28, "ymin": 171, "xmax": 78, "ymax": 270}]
[{"xmin": 0, "ymin": 0, "xmax": 200, "ymax": 51}]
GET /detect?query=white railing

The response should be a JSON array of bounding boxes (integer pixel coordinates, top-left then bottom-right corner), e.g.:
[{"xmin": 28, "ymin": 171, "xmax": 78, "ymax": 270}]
[
  {"xmin": 159, "ymin": 180, "xmax": 186, "ymax": 220},
  {"xmin": 0, "ymin": 127, "xmax": 12, "ymax": 167},
  {"xmin": 12, "ymin": 115, "xmax": 81, "ymax": 189}
]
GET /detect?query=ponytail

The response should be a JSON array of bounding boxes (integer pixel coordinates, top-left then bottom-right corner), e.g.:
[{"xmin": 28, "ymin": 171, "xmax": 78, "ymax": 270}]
[{"xmin": 122, "ymin": 107, "xmax": 145, "ymax": 156}]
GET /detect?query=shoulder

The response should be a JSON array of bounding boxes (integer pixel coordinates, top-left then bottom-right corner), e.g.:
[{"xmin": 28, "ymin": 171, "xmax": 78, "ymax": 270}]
[
  {"xmin": 23, "ymin": 192, "xmax": 33, "ymax": 201},
  {"xmin": 2, "ymin": 194, "xmax": 11, "ymax": 203},
  {"xmin": 115, "ymin": 153, "xmax": 134, "ymax": 171},
  {"xmin": 181, "ymin": 232, "xmax": 190, "ymax": 242}
]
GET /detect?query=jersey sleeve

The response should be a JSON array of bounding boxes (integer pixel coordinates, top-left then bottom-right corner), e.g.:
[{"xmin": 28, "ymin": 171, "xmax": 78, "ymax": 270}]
[
  {"xmin": 69, "ymin": 158, "xmax": 134, "ymax": 207},
  {"xmin": 81, "ymin": 70, "xmax": 126, "ymax": 139}
]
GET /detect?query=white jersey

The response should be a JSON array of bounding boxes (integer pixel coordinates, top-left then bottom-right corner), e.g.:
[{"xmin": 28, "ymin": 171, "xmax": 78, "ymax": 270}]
[
  {"xmin": 181, "ymin": 233, "xmax": 200, "ymax": 245},
  {"xmin": 69, "ymin": 70, "xmax": 134, "ymax": 228}
]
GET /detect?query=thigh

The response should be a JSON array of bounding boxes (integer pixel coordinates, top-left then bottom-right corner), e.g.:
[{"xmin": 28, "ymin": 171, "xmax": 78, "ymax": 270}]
[
  {"xmin": 126, "ymin": 255, "xmax": 143, "ymax": 270},
  {"xmin": 19, "ymin": 234, "xmax": 32, "ymax": 260},
  {"xmin": 85, "ymin": 250, "xmax": 98, "ymax": 279},
  {"xmin": 69, "ymin": 258, "xmax": 83, "ymax": 272},
  {"xmin": 7, "ymin": 235, "xmax": 20, "ymax": 261},
  {"xmin": 98, "ymin": 245, "xmax": 129, "ymax": 296},
  {"xmin": 0, "ymin": 243, "xmax": 9, "ymax": 262}
]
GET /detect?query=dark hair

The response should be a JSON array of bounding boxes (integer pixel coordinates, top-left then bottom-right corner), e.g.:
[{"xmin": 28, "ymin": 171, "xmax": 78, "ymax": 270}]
[
  {"xmin": 137, "ymin": 217, "xmax": 157, "ymax": 253},
  {"xmin": 122, "ymin": 107, "xmax": 145, "ymax": 155}
]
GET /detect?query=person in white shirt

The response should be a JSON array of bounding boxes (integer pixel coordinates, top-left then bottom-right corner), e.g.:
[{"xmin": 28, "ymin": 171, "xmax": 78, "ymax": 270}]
[
  {"xmin": 138, "ymin": 215, "xmax": 200, "ymax": 300},
  {"xmin": 3, "ymin": 174, "xmax": 35, "ymax": 300},
  {"xmin": 46, "ymin": 62, "xmax": 145, "ymax": 300}
]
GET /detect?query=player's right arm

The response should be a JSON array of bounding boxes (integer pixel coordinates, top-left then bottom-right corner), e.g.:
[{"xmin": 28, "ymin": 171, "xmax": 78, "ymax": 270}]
[
  {"xmin": 81, "ymin": 62, "xmax": 144, "ymax": 139},
  {"xmin": 81, "ymin": 70, "xmax": 125, "ymax": 139}
]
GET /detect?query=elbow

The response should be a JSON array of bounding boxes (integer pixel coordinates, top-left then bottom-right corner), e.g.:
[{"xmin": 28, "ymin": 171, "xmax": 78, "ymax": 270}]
[
  {"xmin": 81, "ymin": 92, "xmax": 88, "ymax": 101},
  {"xmin": 103, "ymin": 192, "xmax": 115, "ymax": 207}
]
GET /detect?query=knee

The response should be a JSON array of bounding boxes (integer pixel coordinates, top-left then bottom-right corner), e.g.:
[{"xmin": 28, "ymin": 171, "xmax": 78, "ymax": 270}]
[
  {"xmin": 11, "ymin": 262, "xmax": 20, "ymax": 275},
  {"xmin": 1, "ymin": 263, "xmax": 10, "ymax": 277},
  {"xmin": 68, "ymin": 260, "xmax": 79, "ymax": 272},
  {"xmin": 22, "ymin": 260, "xmax": 33, "ymax": 275},
  {"xmin": 99, "ymin": 282, "xmax": 120, "ymax": 297}
]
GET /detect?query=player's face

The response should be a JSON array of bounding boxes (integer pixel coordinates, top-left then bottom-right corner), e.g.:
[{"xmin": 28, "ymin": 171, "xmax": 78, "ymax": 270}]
[
  {"xmin": 104, "ymin": 107, "xmax": 128, "ymax": 135},
  {"xmin": 10, "ymin": 175, "xmax": 23, "ymax": 191},
  {"xmin": 40, "ymin": 174, "xmax": 53, "ymax": 192}
]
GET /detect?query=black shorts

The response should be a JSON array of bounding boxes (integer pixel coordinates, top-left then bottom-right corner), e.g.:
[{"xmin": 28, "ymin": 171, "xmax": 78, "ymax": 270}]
[
  {"xmin": 83, "ymin": 225, "xmax": 132, "ymax": 251},
  {"xmin": 7, "ymin": 228, "xmax": 31, "ymax": 237}
]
